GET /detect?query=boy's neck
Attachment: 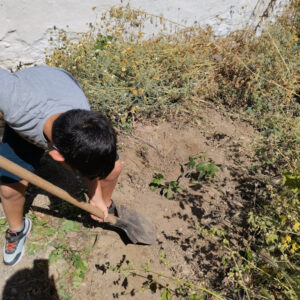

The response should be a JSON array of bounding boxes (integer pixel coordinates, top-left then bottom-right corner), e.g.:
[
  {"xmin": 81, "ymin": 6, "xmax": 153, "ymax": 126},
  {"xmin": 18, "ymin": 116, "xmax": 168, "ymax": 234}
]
[{"xmin": 43, "ymin": 113, "xmax": 61, "ymax": 143}]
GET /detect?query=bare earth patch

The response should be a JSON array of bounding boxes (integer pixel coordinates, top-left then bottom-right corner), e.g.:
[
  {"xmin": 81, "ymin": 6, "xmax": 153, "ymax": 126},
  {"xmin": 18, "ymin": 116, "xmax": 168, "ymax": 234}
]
[{"xmin": 0, "ymin": 107, "xmax": 258, "ymax": 299}]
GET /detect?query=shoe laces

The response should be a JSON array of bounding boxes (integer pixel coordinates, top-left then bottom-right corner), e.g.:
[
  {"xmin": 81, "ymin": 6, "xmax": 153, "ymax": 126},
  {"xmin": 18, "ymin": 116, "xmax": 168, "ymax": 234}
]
[{"xmin": 6, "ymin": 230, "xmax": 18, "ymax": 252}]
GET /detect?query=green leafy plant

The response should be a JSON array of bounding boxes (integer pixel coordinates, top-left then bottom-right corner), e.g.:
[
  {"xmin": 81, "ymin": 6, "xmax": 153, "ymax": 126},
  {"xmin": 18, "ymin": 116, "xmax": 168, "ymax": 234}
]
[
  {"xmin": 50, "ymin": 242, "xmax": 89, "ymax": 288},
  {"xmin": 283, "ymin": 171, "xmax": 300, "ymax": 194},
  {"xmin": 149, "ymin": 173, "xmax": 164, "ymax": 190},
  {"xmin": 194, "ymin": 162, "xmax": 219, "ymax": 180},
  {"xmin": 150, "ymin": 174, "xmax": 182, "ymax": 199},
  {"xmin": 186, "ymin": 156, "xmax": 219, "ymax": 181}
]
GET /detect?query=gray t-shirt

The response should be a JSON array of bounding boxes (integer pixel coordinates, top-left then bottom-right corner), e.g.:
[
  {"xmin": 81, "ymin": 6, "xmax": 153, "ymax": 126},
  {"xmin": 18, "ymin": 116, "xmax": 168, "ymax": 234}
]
[{"xmin": 0, "ymin": 65, "xmax": 90, "ymax": 149}]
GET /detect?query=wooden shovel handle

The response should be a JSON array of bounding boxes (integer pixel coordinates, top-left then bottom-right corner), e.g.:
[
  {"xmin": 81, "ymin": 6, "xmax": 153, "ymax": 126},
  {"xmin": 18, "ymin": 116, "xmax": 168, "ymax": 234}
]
[{"xmin": 0, "ymin": 155, "xmax": 116, "ymax": 224}]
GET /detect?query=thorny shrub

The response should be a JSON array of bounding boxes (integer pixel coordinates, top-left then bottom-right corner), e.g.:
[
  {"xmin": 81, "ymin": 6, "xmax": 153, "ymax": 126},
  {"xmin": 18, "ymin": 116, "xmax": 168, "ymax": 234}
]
[{"xmin": 45, "ymin": 1, "xmax": 300, "ymax": 299}]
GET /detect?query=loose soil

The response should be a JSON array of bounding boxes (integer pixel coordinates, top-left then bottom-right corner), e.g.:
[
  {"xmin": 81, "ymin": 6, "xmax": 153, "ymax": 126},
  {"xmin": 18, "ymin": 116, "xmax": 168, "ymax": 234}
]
[{"xmin": 0, "ymin": 106, "xmax": 258, "ymax": 299}]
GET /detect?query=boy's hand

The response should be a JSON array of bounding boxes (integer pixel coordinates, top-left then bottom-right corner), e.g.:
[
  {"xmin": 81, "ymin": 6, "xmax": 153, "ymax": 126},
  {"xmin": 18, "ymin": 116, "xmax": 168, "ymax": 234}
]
[{"xmin": 89, "ymin": 198, "xmax": 108, "ymax": 222}]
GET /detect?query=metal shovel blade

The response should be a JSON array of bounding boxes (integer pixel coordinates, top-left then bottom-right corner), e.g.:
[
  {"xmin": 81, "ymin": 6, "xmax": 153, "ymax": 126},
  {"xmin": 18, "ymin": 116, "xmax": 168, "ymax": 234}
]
[{"xmin": 110, "ymin": 205, "xmax": 156, "ymax": 245}]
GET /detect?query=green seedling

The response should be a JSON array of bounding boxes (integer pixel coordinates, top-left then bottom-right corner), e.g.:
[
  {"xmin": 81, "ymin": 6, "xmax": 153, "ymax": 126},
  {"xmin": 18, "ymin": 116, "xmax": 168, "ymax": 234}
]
[
  {"xmin": 195, "ymin": 162, "xmax": 219, "ymax": 180},
  {"xmin": 187, "ymin": 156, "xmax": 219, "ymax": 181},
  {"xmin": 150, "ymin": 174, "xmax": 182, "ymax": 199},
  {"xmin": 70, "ymin": 252, "xmax": 88, "ymax": 288},
  {"xmin": 162, "ymin": 181, "xmax": 182, "ymax": 199},
  {"xmin": 149, "ymin": 173, "xmax": 164, "ymax": 190}
]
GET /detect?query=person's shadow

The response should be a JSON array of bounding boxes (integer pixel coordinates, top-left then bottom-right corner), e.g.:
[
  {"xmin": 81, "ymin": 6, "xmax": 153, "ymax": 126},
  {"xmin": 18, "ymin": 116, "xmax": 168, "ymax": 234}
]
[{"xmin": 2, "ymin": 259, "xmax": 59, "ymax": 300}]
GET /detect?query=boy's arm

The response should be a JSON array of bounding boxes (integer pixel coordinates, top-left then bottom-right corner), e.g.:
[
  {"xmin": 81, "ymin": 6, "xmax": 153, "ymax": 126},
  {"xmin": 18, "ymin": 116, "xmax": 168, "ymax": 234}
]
[{"xmin": 83, "ymin": 178, "xmax": 108, "ymax": 222}]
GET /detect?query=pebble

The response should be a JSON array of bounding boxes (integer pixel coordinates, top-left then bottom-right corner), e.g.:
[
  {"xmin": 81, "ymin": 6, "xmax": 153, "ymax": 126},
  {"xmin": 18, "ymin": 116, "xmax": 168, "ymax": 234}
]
[{"xmin": 181, "ymin": 265, "xmax": 190, "ymax": 276}]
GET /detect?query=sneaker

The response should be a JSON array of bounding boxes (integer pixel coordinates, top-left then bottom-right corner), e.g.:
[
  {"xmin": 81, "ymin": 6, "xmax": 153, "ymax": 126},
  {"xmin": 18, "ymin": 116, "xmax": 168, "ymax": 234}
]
[{"xmin": 3, "ymin": 217, "xmax": 32, "ymax": 266}]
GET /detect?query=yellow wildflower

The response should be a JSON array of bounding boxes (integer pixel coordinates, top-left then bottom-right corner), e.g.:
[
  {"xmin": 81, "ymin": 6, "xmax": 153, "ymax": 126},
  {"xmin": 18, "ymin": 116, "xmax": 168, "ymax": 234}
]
[
  {"xmin": 122, "ymin": 67, "xmax": 126, "ymax": 72},
  {"xmin": 121, "ymin": 72, "xmax": 125, "ymax": 77},
  {"xmin": 138, "ymin": 88, "xmax": 143, "ymax": 94},
  {"xmin": 284, "ymin": 235, "xmax": 291, "ymax": 243},
  {"xmin": 292, "ymin": 242, "xmax": 299, "ymax": 250},
  {"xmin": 283, "ymin": 243, "xmax": 289, "ymax": 248},
  {"xmin": 121, "ymin": 117, "xmax": 126, "ymax": 124},
  {"xmin": 293, "ymin": 222, "xmax": 300, "ymax": 231}
]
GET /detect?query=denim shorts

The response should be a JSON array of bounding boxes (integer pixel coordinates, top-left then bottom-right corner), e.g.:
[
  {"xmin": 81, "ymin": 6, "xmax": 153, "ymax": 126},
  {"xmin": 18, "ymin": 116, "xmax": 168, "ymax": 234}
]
[{"xmin": 0, "ymin": 124, "xmax": 45, "ymax": 183}]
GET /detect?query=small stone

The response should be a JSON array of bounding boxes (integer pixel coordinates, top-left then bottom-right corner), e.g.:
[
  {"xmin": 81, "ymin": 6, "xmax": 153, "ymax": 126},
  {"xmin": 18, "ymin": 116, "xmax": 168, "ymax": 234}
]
[{"xmin": 181, "ymin": 265, "xmax": 190, "ymax": 276}]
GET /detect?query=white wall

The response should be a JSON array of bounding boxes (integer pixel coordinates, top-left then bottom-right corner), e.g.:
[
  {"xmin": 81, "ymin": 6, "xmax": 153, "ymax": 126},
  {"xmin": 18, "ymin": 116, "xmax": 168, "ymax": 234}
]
[{"xmin": 0, "ymin": 0, "xmax": 288, "ymax": 70}]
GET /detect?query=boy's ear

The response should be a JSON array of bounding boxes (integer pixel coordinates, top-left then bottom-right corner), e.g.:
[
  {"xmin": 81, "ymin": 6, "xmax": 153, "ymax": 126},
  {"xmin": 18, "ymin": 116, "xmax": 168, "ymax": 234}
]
[{"xmin": 48, "ymin": 149, "xmax": 65, "ymax": 162}]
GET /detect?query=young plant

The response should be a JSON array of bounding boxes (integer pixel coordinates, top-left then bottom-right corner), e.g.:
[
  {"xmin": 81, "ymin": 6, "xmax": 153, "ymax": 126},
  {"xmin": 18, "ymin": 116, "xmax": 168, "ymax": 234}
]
[
  {"xmin": 150, "ymin": 174, "xmax": 182, "ymax": 199},
  {"xmin": 186, "ymin": 156, "xmax": 219, "ymax": 181}
]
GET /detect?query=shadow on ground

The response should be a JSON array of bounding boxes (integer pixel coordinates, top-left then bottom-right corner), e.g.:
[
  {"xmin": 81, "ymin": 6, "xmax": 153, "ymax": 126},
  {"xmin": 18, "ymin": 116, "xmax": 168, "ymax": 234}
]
[{"xmin": 2, "ymin": 259, "xmax": 59, "ymax": 300}]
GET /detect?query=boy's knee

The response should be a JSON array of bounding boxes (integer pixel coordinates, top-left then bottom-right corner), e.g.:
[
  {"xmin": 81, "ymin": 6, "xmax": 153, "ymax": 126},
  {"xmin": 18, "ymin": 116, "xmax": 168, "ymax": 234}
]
[
  {"xmin": 0, "ymin": 182, "xmax": 27, "ymax": 201},
  {"xmin": 0, "ymin": 185, "xmax": 19, "ymax": 200}
]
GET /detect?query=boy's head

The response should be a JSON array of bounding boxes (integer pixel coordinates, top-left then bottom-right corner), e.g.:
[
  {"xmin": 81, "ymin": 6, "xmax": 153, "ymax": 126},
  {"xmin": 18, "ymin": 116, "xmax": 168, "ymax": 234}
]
[{"xmin": 51, "ymin": 109, "xmax": 117, "ymax": 179}]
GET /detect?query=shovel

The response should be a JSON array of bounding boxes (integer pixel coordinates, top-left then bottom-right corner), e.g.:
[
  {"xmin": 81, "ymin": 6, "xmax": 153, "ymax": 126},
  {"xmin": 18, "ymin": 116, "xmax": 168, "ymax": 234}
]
[{"xmin": 0, "ymin": 155, "xmax": 156, "ymax": 245}]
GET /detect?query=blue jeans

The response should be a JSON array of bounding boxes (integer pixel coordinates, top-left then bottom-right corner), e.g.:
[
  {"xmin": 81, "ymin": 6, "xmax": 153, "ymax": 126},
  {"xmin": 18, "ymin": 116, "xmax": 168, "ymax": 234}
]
[{"xmin": 0, "ymin": 124, "xmax": 44, "ymax": 183}]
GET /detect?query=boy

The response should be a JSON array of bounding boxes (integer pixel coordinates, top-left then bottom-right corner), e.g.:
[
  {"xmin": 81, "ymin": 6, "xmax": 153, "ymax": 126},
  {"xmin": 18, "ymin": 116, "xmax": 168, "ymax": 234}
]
[{"xmin": 0, "ymin": 65, "xmax": 122, "ymax": 266}]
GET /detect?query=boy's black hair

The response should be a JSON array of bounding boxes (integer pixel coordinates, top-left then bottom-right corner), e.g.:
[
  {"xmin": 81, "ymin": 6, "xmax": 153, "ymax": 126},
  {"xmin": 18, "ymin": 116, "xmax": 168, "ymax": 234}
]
[{"xmin": 52, "ymin": 109, "xmax": 117, "ymax": 179}]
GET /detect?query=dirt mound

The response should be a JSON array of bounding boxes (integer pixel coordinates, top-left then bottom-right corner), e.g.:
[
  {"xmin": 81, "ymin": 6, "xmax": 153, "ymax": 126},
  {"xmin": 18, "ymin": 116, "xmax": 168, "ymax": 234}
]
[{"xmin": 0, "ymin": 107, "xmax": 257, "ymax": 299}]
